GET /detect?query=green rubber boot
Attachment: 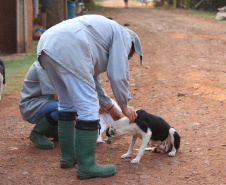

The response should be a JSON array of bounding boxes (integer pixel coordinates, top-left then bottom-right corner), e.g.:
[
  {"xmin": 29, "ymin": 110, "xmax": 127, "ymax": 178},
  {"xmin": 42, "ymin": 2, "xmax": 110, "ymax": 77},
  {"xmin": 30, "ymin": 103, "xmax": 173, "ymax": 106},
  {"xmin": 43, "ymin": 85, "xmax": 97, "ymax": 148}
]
[
  {"xmin": 75, "ymin": 120, "xmax": 116, "ymax": 180},
  {"xmin": 58, "ymin": 112, "xmax": 77, "ymax": 168},
  {"xmin": 45, "ymin": 125, "xmax": 59, "ymax": 141},
  {"xmin": 29, "ymin": 117, "xmax": 54, "ymax": 149},
  {"xmin": 44, "ymin": 113, "xmax": 59, "ymax": 141}
]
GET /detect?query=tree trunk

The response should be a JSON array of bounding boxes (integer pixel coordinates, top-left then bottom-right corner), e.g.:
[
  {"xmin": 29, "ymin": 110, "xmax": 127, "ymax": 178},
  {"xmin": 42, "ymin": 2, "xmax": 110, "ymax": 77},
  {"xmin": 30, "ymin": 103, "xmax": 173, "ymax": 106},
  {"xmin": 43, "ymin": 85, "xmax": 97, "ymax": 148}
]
[{"xmin": 42, "ymin": 0, "xmax": 67, "ymax": 29}]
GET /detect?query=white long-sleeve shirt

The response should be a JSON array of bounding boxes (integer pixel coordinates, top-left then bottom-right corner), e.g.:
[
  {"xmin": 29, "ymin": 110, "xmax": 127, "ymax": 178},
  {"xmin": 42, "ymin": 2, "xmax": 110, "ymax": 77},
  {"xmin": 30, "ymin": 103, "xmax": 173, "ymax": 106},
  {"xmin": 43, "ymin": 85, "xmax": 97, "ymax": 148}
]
[{"xmin": 37, "ymin": 15, "xmax": 142, "ymax": 107}]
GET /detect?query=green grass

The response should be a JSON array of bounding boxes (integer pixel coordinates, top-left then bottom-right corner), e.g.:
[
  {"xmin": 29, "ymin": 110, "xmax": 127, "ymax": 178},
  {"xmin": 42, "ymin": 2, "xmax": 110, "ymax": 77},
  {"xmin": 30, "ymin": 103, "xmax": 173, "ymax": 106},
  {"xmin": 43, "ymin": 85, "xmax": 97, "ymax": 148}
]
[
  {"xmin": 93, "ymin": 0, "xmax": 105, "ymax": 3},
  {"xmin": 85, "ymin": 0, "xmax": 105, "ymax": 11},
  {"xmin": 186, "ymin": 9, "xmax": 216, "ymax": 19},
  {"xmin": 2, "ymin": 41, "xmax": 38, "ymax": 95}
]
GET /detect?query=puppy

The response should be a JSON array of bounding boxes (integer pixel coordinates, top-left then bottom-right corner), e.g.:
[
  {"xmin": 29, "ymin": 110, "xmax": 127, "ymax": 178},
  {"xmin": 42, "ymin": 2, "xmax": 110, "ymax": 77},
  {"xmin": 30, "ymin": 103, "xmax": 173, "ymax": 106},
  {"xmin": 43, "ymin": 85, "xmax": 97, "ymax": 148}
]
[
  {"xmin": 106, "ymin": 109, "xmax": 180, "ymax": 163},
  {"xmin": 0, "ymin": 59, "xmax": 6, "ymax": 100}
]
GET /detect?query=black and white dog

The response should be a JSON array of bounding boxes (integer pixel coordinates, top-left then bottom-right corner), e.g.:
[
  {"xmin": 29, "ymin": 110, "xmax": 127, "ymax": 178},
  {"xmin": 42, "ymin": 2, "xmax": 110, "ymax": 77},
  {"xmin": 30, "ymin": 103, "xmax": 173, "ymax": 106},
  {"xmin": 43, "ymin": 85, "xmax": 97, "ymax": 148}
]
[
  {"xmin": 106, "ymin": 109, "xmax": 180, "ymax": 163},
  {"xmin": 0, "ymin": 59, "xmax": 6, "ymax": 100}
]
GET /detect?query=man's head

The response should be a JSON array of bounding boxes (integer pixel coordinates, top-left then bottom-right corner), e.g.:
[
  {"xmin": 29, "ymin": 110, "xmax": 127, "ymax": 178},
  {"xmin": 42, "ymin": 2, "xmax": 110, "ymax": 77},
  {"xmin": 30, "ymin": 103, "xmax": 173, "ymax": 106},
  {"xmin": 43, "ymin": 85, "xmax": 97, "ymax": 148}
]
[{"xmin": 124, "ymin": 27, "xmax": 143, "ymax": 65}]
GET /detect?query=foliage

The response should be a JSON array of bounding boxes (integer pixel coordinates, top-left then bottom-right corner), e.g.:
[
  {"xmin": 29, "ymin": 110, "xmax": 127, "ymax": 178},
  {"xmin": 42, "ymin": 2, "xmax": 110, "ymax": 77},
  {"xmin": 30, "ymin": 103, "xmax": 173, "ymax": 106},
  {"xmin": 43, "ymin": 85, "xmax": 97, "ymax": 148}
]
[
  {"xmin": 172, "ymin": 0, "xmax": 225, "ymax": 11},
  {"xmin": 184, "ymin": 0, "xmax": 191, "ymax": 8}
]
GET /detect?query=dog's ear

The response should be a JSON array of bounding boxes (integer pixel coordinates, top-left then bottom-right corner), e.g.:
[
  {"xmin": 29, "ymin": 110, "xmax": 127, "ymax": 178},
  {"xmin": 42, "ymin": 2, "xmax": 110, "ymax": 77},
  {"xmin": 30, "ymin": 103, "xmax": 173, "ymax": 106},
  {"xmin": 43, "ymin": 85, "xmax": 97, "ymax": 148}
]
[{"xmin": 106, "ymin": 127, "xmax": 110, "ymax": 137}]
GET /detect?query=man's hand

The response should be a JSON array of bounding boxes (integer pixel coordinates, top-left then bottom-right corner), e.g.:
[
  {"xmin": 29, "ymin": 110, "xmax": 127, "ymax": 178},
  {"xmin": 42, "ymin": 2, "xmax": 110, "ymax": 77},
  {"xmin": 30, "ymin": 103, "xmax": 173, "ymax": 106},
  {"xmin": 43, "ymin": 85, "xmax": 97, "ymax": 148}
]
[
  {"xmin": 120, "ymin": 105, "xmax": 137, "ymax": 124},
  {"xmin": 103, "ymin": 102, "xmax": 124, "ymax": 121},
  {"xmin": 109, "ymin": 106, "xmax": 124, "ymax": 121},
  {"xmin": 99, "ymin": 107, "xmax": 108, "ymax": 114},
  {"xmin": 54, "ymin": 94, "xmax": 59, "ymax": 101}
]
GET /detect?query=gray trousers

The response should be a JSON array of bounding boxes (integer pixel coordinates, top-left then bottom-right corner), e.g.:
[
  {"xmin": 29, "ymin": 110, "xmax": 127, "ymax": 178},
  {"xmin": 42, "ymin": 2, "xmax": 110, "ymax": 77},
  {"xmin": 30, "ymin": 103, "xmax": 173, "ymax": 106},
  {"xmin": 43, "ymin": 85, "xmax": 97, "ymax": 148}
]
[{"xmin": 39, "ymin": 52, "xmax": 99, "ymax": 121}]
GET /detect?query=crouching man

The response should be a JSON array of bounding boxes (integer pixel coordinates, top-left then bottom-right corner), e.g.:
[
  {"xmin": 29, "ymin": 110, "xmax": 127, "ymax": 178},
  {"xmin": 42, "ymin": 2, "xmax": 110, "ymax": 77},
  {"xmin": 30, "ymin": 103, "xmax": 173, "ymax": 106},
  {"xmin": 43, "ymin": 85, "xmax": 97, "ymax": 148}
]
[{"xmin": 19, "ymin": 60, "xmax": 59, "ymax": 149}]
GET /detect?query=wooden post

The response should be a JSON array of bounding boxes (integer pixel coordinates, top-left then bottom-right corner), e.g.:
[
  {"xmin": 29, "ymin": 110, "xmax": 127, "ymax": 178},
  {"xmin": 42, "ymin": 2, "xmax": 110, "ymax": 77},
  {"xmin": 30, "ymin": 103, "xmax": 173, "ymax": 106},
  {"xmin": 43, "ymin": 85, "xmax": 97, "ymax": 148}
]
[
  {"xmin": 33, "ymin": 0, "xmax": 39, "ymax": 16},
  {"xmin": 17, "ymin": 0, "xmax": 28, "ymax": 53},
  {"xmin": 44, "ymin": 0, "xmax": 67, "ymax": 29}
]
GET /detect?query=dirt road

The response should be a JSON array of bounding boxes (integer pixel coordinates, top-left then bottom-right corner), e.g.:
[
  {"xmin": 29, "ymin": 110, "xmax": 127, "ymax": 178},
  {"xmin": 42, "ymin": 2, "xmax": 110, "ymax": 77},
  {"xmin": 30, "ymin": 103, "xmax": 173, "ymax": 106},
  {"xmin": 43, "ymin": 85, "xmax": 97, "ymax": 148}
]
[{"xmin": 0, "ymin": 1, "xmax": 225, "ymax": 184}]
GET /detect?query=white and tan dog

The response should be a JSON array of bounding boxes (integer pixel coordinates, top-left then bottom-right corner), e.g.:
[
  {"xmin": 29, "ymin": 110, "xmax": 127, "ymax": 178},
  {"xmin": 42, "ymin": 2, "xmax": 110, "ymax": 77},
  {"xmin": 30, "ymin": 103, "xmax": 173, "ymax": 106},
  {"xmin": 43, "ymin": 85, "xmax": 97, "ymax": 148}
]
[{"xmin": 106, "ymin": 109, "xmax": 180, "ymax": 163}]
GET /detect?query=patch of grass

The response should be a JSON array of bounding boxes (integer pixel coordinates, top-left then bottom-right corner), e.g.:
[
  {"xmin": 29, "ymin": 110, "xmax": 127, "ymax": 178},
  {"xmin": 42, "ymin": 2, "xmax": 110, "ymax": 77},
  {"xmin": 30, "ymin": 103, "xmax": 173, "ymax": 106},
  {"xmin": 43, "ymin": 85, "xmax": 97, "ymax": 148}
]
[
  {"xmin": 81, "ymin": 0, "xmax": 105, "ymax": 15},
  {"xmin": 2, "ymin": 41, "xmax": 38, "ymax": 95},
  {"xmin": 93, "ymin": 0, "xmax": 105, "ymax": 2},
  {"xmin": 186, "ymin": 9, "xmax": 216, "ymax": 19},
  {"xmin": 85, "ymin": 0, "xmax": 105, "ymax": 11},
  {"xmin": 163, "ymin": 7, "xmax": 217, "ymax": 20}
]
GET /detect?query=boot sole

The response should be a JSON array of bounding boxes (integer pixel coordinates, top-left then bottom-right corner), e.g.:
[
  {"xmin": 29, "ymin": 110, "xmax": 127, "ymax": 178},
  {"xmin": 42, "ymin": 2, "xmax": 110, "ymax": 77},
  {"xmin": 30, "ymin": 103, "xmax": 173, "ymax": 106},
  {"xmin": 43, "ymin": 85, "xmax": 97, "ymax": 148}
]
[
  {"xmin": 30, "ymin": 137, "xmax": 54, "ymax": 149},
  {"xmin": 77, "ymin": 170, "xmax": 116, "ymax": 180},
  {"xmin": 60, "ymin": 162, "xmax": 77, "ymax": 169},
  {"xmin": 36, "ymin": 145, "xmax": 54, "ymax": 149}
]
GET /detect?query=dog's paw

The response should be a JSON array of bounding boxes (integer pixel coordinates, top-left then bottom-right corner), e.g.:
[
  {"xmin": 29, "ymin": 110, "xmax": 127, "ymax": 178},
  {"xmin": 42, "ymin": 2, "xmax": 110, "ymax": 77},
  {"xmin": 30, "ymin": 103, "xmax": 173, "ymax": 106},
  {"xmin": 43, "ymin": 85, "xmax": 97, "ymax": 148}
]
[
  {"xmin": 131, "ymin": 158, "xmax": 140, "ymax": 163},
  {"xmin": 168, "ymin": 151, "xmax": 176, "ymax": 157},
  {"xmin": 121, "ymin": 154, "xmax": 131, "ymax": 159},
  {"xmin": 152, "ymin": 148, "xmax": 159, "ymax": 153}
]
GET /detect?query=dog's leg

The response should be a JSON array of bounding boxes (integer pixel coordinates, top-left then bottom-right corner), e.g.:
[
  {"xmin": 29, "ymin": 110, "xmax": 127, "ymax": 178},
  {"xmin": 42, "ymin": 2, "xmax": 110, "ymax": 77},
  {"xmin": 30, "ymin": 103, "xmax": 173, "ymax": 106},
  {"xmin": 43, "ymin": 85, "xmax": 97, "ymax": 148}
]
[
  {"xmin": 168, "ymin": 147, "xmax": 176, "ymax": 157},
  {"xmin": 121, "ymin": 136, "xmax": 137, "ymax": 159},
  {"xmin": 168, "ymin": 128, "xmax": 177, "ymax": 157},
  {"xmin": 131, "ymin": 131, "xmax": 151, "ymax": 163}
]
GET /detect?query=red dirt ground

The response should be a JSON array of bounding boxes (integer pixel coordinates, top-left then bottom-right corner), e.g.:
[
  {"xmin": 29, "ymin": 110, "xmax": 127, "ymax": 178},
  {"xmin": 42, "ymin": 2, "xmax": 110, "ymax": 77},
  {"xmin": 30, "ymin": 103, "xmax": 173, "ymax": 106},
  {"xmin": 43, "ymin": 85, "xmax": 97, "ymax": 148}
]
[{"xmin": 0, "ymin": 1, "xmax": 225, "ymax": 184}]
